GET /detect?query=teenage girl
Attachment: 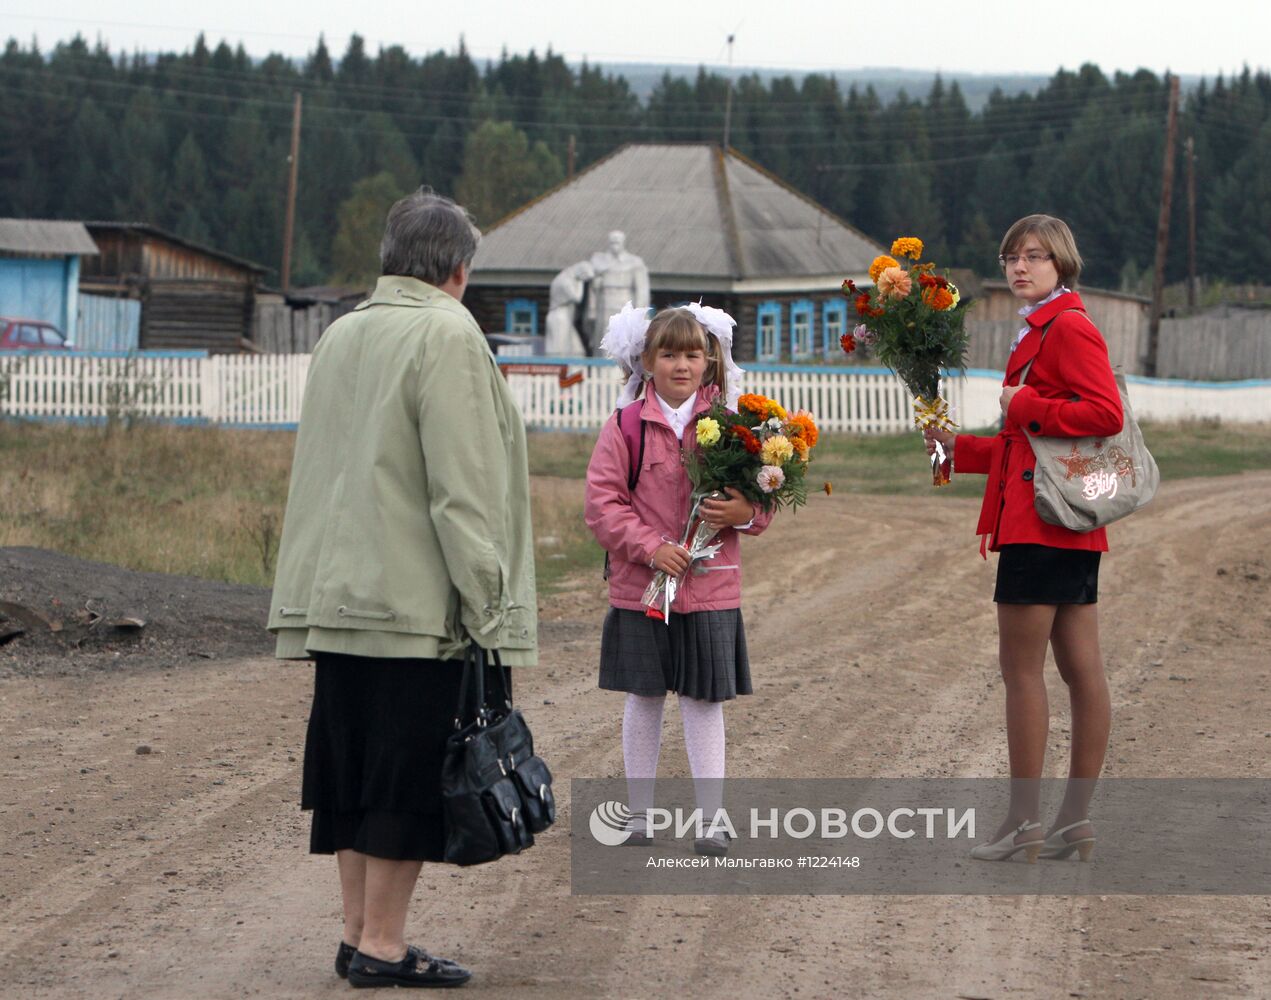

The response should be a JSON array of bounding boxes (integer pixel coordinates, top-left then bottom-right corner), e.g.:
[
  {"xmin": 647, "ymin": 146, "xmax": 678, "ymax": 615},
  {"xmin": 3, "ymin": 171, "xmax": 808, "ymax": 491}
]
[
  {"xmin": 584, "ymin": 305, "xmax": 769, "ymax": 856},
  {"xmin": 926, "ymin": 215, "xmax": 1122, "ymax": 862}
]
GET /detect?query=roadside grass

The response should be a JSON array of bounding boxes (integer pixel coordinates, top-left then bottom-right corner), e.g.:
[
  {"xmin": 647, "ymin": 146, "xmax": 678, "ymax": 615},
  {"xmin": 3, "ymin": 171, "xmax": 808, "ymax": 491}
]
[
  {"xmin": 3, "ymin": 420, "xmax": 1267, "ymax": 592},
  {"xmin": 530, "ymin": 421, "xmax": 1271, "ymax": 495}
]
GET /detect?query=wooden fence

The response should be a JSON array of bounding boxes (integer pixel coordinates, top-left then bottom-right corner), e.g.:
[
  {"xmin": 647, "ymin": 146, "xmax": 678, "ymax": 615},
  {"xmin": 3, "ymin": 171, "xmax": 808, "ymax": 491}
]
[
  {"xmin": 2, "ymin": 353, "xmax": 1269, "ymax": 429},
  {"xmin": 254, "ymin": 301, "xmax": 350, "ymax": 354},
  {"xmin": 1157, "ymin": 311, "xmax": 1271, "ymax": 380}
]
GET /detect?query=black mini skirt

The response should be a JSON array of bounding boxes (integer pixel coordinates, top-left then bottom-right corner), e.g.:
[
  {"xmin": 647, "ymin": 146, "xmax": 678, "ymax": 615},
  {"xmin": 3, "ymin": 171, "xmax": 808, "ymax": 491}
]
[{"xmin": 994, "ymin": 544, "xmax": 1101, "ymax": 605}]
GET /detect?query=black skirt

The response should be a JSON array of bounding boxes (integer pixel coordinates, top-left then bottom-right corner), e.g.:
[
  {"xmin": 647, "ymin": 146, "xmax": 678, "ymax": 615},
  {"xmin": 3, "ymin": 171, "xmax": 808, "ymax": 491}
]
[
  {"xmin": 598, "ymin": 607, "xmax": 752, "ymax": 702},
  {"xmin": 301, "ymin": 652, "xmax": 508, "ymax": 861},
  {"xmin": 994, "ymin": 544, "xmax": 1101, "ymax": 605}
]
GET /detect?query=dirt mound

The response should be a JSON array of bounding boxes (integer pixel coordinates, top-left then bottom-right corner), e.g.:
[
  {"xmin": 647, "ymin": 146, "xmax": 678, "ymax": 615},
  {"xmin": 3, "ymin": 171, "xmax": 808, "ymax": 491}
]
[{"xmin": 0, "ymin": 546, "xmax": 273, "ymax": 675}]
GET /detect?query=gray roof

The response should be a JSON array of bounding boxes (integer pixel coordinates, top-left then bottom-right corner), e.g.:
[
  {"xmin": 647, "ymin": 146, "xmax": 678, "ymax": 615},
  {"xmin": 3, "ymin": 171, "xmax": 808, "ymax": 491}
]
[
  {"xmin": 0, "ymin": 219, "xmax": 98, "ymax": 256},
  {"xmin": 471, "ymin": 144, "xmax": 883, "ymax": 283}
]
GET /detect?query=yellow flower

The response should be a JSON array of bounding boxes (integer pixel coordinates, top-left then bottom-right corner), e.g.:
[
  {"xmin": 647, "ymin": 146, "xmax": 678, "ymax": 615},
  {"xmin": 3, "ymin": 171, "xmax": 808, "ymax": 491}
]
[
  {"xmin": 696, "ymin": 417, "xmax": 721, "ymax": 447},
  {"xmin": 890, "ymin": 236, "xmax": 924, "ymax": 260},
  {"xmin": 946, "ymin": 282, "xmax": 961, "ymax": 309},
  {"xmin": 765, "ymin": 400, "xmax": 787, "ymax": 421},
  {"xmin": 869, "ymin": 255, "xmax": 900, "ymax": 282},
  {"xmin": 760, "ymin": 434, "xmax": 795, "ymax": 466}
]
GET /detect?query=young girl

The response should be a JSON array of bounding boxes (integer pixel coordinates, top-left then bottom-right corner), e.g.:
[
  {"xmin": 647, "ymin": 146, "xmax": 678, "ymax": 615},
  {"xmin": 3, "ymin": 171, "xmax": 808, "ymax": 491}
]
[
  {"xmin": 584, "ymin": 302, "xmax": 769, "ymax": 856},
  {"xmin": 926, "ymin": 215, "xmax": 1121, "ymax": 862}
]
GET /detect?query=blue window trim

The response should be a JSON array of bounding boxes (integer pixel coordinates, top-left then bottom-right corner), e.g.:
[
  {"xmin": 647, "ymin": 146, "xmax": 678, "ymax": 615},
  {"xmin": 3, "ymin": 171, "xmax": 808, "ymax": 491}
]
[
  {"xmin": 822, "ymin": 299, "xmax": 848, "ymax": 357},
  {"xmin": 505, "ymin": 298, "xmax": 539, "ymax": 335},
  {"xmin": 789, "ymin": 299, "xmax": 814, "ymax": 360},
  {"xmin": 756, "ymin": 301, "xmax": 782, "ymax": 361}
]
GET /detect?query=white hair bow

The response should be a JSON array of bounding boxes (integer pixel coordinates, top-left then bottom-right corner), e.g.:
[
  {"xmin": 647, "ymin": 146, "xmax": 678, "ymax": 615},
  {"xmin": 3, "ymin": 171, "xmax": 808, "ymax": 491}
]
[
  {"xmin": 599, "ymin": 301, "xmax": 652, "ymax": 407},
  {"xmin": 686, "ymin": 301, "xmax": 744, "ymax": 410}
]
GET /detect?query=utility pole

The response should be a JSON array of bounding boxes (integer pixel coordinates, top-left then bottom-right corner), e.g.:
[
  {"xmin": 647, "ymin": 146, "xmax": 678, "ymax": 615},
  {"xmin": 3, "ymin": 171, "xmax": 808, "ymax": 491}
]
[
  {"xmin": 567, "ymin": 134, "xmax": 576, "ymax": 180},
  {"xmin": 722, "ymin": 33, "xmax": 735, "ymax": 150},
  {"xmin": 1145, "ymin": 73, "xmax": 1179, "ymax": 378},
  {"xmin": 1186, "ymin": 135, "xmax": 1197, "ymax": 310},
  {"xmin": 280, "ymin": 91, "xmax": 303, "ymax": 293}
]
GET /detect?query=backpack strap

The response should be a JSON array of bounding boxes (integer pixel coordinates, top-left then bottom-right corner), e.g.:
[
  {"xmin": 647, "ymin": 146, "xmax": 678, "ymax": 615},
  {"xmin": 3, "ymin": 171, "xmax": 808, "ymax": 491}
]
[
  {"xmin": 616, "ymin": 400, "xmax": 646, "ymax": 492},
  {"xmin": 1019, "ymin": 308, "xmax": 1084, "ymax": 386},
  {"xmin": 601, "ymin": 400, "xmax": 646, "ymax": 583}
]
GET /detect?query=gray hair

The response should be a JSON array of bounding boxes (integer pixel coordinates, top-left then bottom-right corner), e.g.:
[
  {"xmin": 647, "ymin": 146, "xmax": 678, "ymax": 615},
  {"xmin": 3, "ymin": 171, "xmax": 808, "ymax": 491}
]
[{"xmin": 379, "ymin": 188, "xmax": 481, "ymax": 286}]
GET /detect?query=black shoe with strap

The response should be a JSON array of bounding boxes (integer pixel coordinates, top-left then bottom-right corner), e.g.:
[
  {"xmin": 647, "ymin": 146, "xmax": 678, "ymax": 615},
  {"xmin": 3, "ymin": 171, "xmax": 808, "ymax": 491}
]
[{"xmin": 347, "ymin": 945, "xmax": 472, "ymax": 988}]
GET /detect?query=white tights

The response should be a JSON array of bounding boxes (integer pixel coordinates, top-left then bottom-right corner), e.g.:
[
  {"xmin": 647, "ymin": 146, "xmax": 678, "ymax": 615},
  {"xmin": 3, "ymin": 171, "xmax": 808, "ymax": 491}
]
[{"xmin": 623, "ymin": 692, "xmax": 725, "ymax": 833}]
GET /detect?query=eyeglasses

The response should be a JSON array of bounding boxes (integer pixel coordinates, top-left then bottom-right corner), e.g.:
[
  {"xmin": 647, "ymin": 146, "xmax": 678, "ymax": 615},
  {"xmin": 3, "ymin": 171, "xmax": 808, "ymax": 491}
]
[{"xmin": 999, "ymin": 252, "xmax": 1054, "ymax": 268}]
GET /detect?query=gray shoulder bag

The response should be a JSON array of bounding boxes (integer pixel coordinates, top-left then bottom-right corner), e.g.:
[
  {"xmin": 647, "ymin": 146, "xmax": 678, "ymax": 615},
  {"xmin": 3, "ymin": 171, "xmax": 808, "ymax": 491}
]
[{"xmin": 1019, "ymin": 313, "xmax": 1160, "ymax": 532}]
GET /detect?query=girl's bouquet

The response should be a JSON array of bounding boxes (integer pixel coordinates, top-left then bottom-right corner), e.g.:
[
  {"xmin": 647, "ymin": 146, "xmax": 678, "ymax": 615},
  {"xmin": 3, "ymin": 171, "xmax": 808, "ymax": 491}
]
[
  {"xmin": 642, "ymin": 395, "xmax": 821, "ymax": 619},
  {"xmin": 841, "ymin": 236, "xmax": 970, "ymax": 485}
]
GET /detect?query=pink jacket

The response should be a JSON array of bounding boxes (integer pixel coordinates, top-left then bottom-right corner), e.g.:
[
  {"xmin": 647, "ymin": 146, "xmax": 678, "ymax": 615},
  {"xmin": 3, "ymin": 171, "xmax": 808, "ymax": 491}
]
[{"xmin": 584, "ymin": 384, "xmax": 773, "ymax": 613}]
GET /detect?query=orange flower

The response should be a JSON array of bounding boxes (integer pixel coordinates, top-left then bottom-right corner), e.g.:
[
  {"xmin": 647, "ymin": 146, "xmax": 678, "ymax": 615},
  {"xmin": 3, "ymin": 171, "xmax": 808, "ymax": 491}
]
[
  {"xmin": 791, "ymin": 436, "xmax": 810, "ymax": 462},
  {"xmin": 868, "ymin": 255, "xmax": 899, "ymax": 282},
  {"xmin": 823, "ymin": 482, "xmax": 833, "ymax": 495},
  {"xmin": 876, "ymin": 266, "xmax": 913, "ymax": 301},
  {"xmin": 922, "ymin": 285, "xmax": 954, "ymax": 310},
  {"xmin": 918, "ymin": 272, "xmax": 938, "ymax": 289},
  {"xmin": 787, "ymin": 410, "xmax": 820, "ymax": 448},
  {"xmin": 737, "ymin": 393, "xmax": 769, "ymax": 417},
  {"xmin": 730, "ymin": 424, "xmax": 762, "ymax": 454},
  {"xmin": 840, "ymin": 331, "xmax": 857, "ymax": 354},
  {"xmin": 853, "ymin": 293, "xmax": 873, "ymax": 316},
  {"xmin": 890, "ymin": 236, "xmax": 924, "ymax": 260}
]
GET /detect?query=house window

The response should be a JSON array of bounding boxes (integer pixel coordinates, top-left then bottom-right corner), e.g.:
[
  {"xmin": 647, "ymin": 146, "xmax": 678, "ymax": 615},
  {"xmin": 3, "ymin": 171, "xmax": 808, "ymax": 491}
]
[
  {"xmin": 756, "ymin": 302, "xmax": 782, "ymax": 361},
  {"xmin": 790, "ymin": 300, "xmax": 814, "ymax": 360},
  {"xmin": 822, "ymin": 300, "xmax": 848, "ymax": 357},
  {"xmin": 505, "ymin": 298, "xmax": 538, "ymax": 335}
]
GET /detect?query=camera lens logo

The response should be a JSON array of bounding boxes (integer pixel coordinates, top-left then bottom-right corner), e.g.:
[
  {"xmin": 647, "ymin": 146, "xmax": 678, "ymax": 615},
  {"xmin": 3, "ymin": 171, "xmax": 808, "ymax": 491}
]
[{"xmin": 589, "ymin": 801, "xmax": 634, "ymax": 846}]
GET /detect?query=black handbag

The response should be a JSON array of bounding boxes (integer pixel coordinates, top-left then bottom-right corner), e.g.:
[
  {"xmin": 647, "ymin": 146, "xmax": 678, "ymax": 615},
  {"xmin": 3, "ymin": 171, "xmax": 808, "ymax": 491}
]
[{"xmin": 440, "ymin": 644, "xmax": 556, "ymax": 866}]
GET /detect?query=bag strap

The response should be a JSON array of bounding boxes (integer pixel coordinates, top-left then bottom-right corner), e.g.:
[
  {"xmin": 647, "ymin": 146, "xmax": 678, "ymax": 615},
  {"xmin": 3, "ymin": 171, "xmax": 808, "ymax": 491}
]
[
  {"xmin": 602, "ymin": 401, "xmax": 647, "ymax": 583},
  {"xmin": 1018, "ymin": 308, "xmax": 1084, "ymax": 386},
  {"xmin": 454, "ymin": 642, "xmax": 511, "ymax": 730},
  {"xmin": 617, "ymin": 400, "xmax": 646, "ymax": 491}
]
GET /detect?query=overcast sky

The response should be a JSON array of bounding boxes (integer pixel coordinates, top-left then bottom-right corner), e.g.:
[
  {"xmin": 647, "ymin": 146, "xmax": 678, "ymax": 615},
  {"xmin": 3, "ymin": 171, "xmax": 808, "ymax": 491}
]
[{"xmin": 5, "ymin": 0, "xmax": 1268, "ymax": 78}]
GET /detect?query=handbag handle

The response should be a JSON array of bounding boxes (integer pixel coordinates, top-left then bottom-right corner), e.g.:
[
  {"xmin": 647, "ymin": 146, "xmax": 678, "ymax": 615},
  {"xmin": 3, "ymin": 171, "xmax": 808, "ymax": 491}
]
[{"xmin": 453, "ymin": 641, "xmax": 511, "ymax": 730}]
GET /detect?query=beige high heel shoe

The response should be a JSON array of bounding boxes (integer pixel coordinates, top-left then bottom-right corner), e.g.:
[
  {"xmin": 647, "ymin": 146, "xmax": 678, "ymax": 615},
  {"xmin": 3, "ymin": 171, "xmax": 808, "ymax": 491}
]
[
  {"xmin": 1038, "ymin": 819, "xmax": 1096, "ymax": 861},
  {"xmin": 969, "ymin": 820, "xmax": 1043, "ymax": 862}
]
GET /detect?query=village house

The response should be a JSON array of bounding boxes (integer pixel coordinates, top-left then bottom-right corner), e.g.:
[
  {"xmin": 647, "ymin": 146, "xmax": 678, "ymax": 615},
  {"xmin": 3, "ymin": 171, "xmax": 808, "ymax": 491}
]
[{"xmin": 466, "ymin": 143, "xmax": 885, "ymax": 362}]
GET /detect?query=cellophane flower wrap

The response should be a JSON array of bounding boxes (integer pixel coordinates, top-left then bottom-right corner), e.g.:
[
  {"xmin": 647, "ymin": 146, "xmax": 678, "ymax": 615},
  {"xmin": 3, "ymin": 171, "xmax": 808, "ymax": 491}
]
[
  {"xmin": 840, "ymin": 236, "xmax": 970, "ymax": 485},
  {"xmin": 641, "ymin": 396, "xmax": 820, "ymax": 620}
]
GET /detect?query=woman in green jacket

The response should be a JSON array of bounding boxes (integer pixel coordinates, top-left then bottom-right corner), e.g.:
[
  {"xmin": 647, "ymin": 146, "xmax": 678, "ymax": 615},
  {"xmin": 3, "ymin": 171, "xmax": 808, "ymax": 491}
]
[{"xmin": 269, "ymin": 189, "xmax": 536, "ymax": 988}]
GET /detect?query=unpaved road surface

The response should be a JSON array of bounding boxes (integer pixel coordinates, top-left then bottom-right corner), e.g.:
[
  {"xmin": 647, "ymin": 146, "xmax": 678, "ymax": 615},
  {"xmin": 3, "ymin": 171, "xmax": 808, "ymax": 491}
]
[{"xmin": 2, "ymin": 473, "xmax": 1270, "ymax": 999}]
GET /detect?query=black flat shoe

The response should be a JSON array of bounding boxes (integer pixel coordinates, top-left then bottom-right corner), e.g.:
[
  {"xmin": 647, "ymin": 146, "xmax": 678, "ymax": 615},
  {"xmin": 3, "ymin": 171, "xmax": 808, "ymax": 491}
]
[
  {"xmin": 347, "ymin": 945, "xmax": 471, "ymax": 989},
  {"xmin": 339, "ymin": 941, "xmax": 463, "ymax": 980},
  {"xmin": 336, "ymin": 940, "xmax": 357, "ymax": 978}
]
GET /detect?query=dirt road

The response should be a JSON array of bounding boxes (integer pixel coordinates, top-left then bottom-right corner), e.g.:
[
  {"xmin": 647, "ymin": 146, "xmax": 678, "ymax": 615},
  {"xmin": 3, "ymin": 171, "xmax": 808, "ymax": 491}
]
[{"xmin": 2, "ymin": 473, "xmax": 1269, "ymax": 999}]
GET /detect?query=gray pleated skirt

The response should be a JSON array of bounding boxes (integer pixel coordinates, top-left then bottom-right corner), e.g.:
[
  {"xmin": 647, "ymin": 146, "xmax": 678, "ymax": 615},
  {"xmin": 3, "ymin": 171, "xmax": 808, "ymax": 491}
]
[{"xmin": 599, "ymin": 607, "xmax": 752, "ymax": 702}]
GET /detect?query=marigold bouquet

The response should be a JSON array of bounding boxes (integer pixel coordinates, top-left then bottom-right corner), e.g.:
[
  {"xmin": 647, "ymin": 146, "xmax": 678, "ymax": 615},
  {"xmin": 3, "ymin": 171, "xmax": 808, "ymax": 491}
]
[
  {"xmin": 642, "ymin": 395, "xmax": 821, "ymax": 620},
  {"xmin": 841, "ymin": 236, "xmax": 970, "ymax": 485}
]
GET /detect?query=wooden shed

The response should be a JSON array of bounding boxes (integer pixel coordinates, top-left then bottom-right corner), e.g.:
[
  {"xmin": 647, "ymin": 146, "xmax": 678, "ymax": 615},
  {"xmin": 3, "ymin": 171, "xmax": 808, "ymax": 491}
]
[
  {"xmin": 0, "ymin": 219, "xmax": 98, "ymax": 343},
  {"xmin": 80, "ymin": 223, "xmax": 267, "ymax": 353},
  {"xmin": 965, "ymin": 278, "xmax": 1150, "ymax": 373}
]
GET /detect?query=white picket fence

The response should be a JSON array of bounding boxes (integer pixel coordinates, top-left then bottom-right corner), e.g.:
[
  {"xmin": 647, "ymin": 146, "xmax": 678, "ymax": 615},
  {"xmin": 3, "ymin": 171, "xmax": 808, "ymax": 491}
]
[{"xmin": 1, "ymin": 352, "xmax": 1268, "ymax": 430}]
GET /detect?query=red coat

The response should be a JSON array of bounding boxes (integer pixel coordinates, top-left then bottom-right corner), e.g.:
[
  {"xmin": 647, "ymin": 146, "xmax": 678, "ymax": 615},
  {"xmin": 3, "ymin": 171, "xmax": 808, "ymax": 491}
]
[{"xmin": 954, "ymin": 291, "xmax": 1123, "ymax": 557}]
